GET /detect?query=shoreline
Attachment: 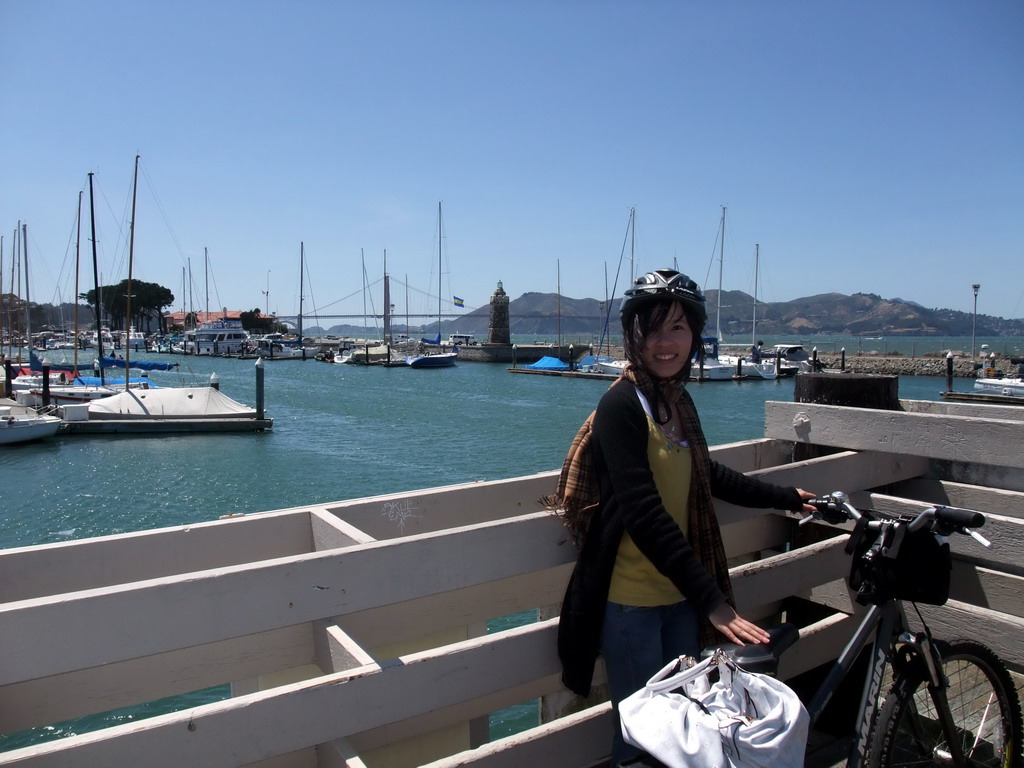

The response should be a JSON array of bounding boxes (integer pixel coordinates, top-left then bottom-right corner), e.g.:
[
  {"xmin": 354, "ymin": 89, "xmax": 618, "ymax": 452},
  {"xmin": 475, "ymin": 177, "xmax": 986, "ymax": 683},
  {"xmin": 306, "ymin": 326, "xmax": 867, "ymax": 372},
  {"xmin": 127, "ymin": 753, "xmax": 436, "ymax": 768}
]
[{"xmin": 812, "ymin": 351, "xmax": 1016, "ymax": 378}]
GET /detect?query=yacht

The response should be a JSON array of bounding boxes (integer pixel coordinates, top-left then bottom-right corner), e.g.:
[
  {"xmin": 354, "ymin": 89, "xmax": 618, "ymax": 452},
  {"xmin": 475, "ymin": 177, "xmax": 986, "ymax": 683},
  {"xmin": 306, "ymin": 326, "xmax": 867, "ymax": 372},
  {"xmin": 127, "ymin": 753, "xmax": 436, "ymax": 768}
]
[{"xmin": 188, "ymin": 319, "xmax": 250, "ymax": 356}]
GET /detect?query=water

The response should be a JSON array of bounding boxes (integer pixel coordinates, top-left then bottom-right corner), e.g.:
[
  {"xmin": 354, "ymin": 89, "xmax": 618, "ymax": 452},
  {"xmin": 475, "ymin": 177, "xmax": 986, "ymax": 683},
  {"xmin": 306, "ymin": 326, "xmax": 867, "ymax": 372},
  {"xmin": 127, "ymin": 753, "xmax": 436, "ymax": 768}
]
[
  {"xmin": 0, "ymin": 349, "xmax": 987, "ymax": 551},
  {"xmin": 0, "ymin": 345, "xmax": 997, "ymax": 751}
]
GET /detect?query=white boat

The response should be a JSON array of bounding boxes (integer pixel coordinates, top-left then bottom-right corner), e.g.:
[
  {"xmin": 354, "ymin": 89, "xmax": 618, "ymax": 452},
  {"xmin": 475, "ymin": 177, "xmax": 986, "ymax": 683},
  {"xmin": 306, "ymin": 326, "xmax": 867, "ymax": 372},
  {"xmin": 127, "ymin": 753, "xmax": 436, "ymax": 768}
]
[
  {"xmin": 91, "ymin": 327, "xmax": 117, "ymax": 351},
  {"xmin": 717, "ymin": 346, "xmax": 779, "ymax": 380},
  {"xmin": 123, "ymin": 327, "xmax": 147, "ymax": 351},
  {"xmin": 769, "ymin": 344, "xmax": 814, "ymax": 376},
  {"xmin": 0, "ymin": 397, "xmax": 61, "ymax": 445},
  {"xmin": 188, "ymin": 318, "xmax": 250, "ymax": 356},
  {"xmin": 251, "ymin": 335, "xmax": 306, "ymax": 359},
  {"xmin": 337, "ymin": 342, "xmax": 393, "ymax": 365},
  {"xmin": 84, "ymin": 386, "xmax": 259, "ymax": 420},
  {"xmin": 691, "ymin": 337, "xmax": 737, "ymax": 381},
  {"xmin": 691, "ymin": 359, "xmax": 736, "ymax": 381},
  {"xmin": 594, "ymin": 359, "xmax": 626, "ymax": 376},
  {"xmin": 15, "ymin": 381, "xmax": 123, "ymax": 407},
  {"xmin": 974, "ymin": 375, "xmax": 1024, "ymax": 398}
]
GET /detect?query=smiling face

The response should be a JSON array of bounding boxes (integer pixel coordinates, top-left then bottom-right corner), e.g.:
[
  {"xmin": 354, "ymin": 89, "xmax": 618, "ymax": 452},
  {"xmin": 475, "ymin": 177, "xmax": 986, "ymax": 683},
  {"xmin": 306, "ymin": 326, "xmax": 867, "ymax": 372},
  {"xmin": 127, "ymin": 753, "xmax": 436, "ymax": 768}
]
[{"xmin": 640, "ymin": 302, "xmax": 694, "ymax": 380}]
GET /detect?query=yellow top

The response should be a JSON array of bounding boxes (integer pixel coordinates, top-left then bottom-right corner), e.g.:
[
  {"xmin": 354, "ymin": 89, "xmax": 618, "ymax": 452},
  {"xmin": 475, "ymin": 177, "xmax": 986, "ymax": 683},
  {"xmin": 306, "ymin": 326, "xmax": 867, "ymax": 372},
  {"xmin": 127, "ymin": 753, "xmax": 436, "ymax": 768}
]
[{"xmin": 607, "ymin": 413, "xmax": 692, "ymax": 606}]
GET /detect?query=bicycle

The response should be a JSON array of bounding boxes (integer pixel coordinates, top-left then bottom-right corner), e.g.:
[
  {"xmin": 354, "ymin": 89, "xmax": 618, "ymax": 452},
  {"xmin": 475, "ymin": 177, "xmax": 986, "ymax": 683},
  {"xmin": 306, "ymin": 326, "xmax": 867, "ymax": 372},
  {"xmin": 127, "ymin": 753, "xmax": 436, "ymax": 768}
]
[{"xmin": 702, "ymin": 491, "xmax": 1022, "ymax": 768}]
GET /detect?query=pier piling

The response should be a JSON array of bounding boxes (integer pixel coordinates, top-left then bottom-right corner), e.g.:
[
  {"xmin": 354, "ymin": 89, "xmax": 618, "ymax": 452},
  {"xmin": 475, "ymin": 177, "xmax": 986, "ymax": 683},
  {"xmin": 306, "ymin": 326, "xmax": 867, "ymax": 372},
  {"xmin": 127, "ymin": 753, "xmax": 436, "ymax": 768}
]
[{"xmin": 255, "ymin": 357, "xmax": 265, "ymax": 419}]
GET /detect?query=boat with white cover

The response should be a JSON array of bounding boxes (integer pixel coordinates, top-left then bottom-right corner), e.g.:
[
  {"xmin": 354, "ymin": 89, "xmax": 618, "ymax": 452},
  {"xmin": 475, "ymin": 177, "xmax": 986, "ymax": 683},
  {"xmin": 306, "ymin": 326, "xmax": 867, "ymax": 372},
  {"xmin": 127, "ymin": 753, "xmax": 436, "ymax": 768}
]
[{"xmin": 86, "ymin": 387, "xmax": 259, "ymax": 420}]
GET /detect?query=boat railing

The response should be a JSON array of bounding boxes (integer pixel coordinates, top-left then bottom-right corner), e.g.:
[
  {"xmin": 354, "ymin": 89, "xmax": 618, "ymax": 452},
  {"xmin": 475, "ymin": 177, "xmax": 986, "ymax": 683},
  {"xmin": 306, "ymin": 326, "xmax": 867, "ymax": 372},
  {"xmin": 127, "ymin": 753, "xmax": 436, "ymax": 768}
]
[{"xmin": 1, "ymin": 391, "xmax": 1021, "ymax": 767}]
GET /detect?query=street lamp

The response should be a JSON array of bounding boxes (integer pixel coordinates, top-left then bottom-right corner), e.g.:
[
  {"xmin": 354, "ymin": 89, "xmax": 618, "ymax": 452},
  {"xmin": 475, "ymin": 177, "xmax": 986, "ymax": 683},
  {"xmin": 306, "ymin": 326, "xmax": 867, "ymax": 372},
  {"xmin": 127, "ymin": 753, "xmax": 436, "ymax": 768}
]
[{"xmin": 971, "ymin": 284, "xmax": 981, "ymax": 360}]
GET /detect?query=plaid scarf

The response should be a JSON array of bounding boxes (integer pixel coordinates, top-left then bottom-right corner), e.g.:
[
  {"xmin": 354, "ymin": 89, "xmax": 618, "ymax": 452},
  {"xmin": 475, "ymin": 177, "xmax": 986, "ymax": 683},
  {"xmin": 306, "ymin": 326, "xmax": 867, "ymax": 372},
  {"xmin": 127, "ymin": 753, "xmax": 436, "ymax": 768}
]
[{"xmin": 542, "ymin": 364, "xmax": 735, "ymax": 643}]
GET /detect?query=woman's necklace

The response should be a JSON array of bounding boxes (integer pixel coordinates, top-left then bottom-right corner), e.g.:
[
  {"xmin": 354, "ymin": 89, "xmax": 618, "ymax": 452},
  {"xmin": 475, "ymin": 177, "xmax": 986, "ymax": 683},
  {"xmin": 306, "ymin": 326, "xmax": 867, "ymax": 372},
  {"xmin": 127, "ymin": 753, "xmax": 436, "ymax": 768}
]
[{"xmin": 660, "ymin": 404, "xmax": 687, "ymax": 446}]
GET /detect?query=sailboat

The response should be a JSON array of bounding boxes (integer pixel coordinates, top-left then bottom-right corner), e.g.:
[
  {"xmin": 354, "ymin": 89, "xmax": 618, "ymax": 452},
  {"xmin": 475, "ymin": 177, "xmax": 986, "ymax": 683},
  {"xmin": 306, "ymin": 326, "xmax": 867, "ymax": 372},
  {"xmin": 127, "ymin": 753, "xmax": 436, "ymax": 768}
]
[
  {"xmin": 692, "ymin": 206, "xmax": 740, "ymax": 381},
  {"xmin": 406, "ymin": 202, "xmax": 457, "ymax": 369},
  {"xmin": 718, "ymin": 242, "xmax": 778, "ymax": 380}
]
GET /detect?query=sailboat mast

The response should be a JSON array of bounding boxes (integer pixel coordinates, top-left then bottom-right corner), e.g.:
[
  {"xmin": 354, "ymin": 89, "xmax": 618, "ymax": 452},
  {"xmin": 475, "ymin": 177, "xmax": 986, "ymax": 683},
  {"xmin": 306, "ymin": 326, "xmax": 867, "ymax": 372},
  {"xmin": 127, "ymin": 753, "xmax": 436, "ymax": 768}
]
[
  {"xmin": 604, "ymin": 261, "xmax": 610, "ymax": 357},
  {"xmin": 0, "ymin": 235, "xmax": 3, "ymax": 360},
  {"xmin": 3, "ymin": 233, "xmax": 8, "ymax": 360},
  {"xmin": 556, "ymin": 259, "xmax": 562, "ymax": 350},
  {"xmin": 204, "ymin": 247, "xmax": 209, "ymax": 320},
  {"xmin": 717, "ymin": 205, "xmax": 726, "ymax": 342},
  {"xmin": 124, "ymin": 154, "xmax": 140, "ymax": 376},
  {"xmin": 437, "ymin": 201, "xmax": 442, "ymax": 341},
  {"xmin": 629, "ymin": 208, "xmax": 636, "ymax": 284},
  {"xmin": 383, "ymin": 248, "xmax": 391, "ymax": 344},
  {"xmin": 298, "ymin": 242, "xmax": 305, "ymax": 342},
  {"xmin": 22, "ymin": 222, "xmax": 30, "ymax": 363},
  {"xmin": 74, "ymin": 190, "xmax": 82, "ymax": 371},
  {"xmin": 752, "ymin": 243, "xmax": 759, "ymax": 348},
  {"xmin": 88, "ymin": 173, "xmax": 105, "ymax": 383},
  {"xmin": 360, "ymin": 249, "xmax": 367, "ymax": 338}
]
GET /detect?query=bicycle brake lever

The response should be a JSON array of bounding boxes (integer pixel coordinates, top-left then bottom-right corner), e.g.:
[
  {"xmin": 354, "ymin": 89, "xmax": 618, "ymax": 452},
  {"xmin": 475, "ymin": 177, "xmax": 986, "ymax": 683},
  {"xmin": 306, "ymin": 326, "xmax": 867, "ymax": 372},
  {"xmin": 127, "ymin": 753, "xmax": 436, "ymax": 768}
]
[{"xmin": 966, "ymin": 528, "xmax": 992, "ymax": 548}]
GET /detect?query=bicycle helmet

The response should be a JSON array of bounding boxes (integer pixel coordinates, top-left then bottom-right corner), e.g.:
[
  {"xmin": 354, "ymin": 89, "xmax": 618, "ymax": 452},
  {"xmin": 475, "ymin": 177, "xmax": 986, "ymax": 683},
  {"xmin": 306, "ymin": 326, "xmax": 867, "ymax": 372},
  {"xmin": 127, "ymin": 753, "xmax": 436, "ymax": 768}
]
[{"xmin": 620, "ymin": 268, "xmax": 707, "ymax": 325}]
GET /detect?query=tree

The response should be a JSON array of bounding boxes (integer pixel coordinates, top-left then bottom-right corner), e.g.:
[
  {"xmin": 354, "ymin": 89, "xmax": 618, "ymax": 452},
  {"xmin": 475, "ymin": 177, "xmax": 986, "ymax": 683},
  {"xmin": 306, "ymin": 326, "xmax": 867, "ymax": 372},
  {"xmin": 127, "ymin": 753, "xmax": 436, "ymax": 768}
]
[
  {"xmin": 81, "ymin": 280, "xmax": 175, "ymax": 334},
  {"xmin": 240, "ymin": 308, "xmax": 284, "ymax": 335}
]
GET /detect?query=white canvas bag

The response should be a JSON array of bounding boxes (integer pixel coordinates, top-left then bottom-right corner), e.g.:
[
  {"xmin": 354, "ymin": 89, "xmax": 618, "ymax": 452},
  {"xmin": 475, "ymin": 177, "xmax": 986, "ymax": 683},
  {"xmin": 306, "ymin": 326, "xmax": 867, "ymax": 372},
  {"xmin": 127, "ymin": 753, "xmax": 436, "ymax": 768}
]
[{"xmin": 618, "ymin": 652, "xmax": 809, "ymax": 768}]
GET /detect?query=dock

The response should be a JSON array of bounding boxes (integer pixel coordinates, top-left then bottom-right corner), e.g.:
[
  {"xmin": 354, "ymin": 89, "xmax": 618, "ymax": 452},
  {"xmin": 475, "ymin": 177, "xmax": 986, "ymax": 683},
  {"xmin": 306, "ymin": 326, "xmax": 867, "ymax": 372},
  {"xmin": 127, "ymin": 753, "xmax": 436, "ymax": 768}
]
[
  {"xmin": 939, "ymin": 390, "xmax": 1024, "ymax": 406},
  {"xmin": 507, "ymin": 367, "xmax": 618, "ymax": 381},
  {"xmin": 1, "ymin": 374, "xmax": 1021, "ymax": 767}
]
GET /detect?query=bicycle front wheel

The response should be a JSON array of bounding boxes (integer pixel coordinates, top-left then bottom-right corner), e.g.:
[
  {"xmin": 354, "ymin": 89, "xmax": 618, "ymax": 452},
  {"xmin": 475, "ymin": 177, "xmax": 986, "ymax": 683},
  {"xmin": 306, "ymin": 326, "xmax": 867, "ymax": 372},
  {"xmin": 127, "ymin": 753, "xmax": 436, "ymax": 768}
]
[{"xmin": 871, "ymin": 640, "xmax": 1022, "ymax": 768}]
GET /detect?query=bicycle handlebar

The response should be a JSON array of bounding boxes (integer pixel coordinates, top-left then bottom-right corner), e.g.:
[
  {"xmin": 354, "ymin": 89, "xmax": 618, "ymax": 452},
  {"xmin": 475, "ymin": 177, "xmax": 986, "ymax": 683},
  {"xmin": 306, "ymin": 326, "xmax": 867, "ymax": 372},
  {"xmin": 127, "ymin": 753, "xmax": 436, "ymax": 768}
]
[
  {"xmin": 802, "ymin": 492, "xmax": 989, "ymax": 545},
  {"xmin": 914, "ymin": 505, "xmax": 985, "ymax": 531}
]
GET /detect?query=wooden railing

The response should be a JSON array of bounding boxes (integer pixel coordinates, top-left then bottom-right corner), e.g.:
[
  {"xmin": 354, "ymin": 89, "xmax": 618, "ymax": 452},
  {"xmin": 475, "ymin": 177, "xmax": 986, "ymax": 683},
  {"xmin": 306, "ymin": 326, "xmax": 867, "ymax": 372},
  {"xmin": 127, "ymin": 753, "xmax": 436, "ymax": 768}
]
[{"xmin": 1, "ymin": 396, "xmax": 1021, "ymax": 767}]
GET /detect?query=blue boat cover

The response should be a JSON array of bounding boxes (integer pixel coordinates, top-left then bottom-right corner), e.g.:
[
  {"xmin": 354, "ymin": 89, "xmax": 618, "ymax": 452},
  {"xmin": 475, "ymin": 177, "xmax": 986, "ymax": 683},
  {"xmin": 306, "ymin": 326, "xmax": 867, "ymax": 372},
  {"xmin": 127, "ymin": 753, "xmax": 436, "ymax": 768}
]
[
  {"xmin": 74, "ymin": 376, "xmax": 161, "ymax": 388},
  {"xmin": 98, "ymin": 356, "xmax": 177, "ymax": 371},
  {"xmin": 29, "ymin": 350, "xmax": 92, "ymax": 373},
  {"xmin": 526, "ymin": 356, "xmax": 569, "ymax": 370}
]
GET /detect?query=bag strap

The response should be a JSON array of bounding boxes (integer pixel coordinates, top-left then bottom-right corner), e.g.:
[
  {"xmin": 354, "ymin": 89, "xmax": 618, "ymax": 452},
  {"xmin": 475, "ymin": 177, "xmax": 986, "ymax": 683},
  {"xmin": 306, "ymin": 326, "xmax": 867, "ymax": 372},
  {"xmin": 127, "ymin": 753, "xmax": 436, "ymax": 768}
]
[{"xmin": 643, "ymin": 654, "xmax": 715, "ymax": 692}]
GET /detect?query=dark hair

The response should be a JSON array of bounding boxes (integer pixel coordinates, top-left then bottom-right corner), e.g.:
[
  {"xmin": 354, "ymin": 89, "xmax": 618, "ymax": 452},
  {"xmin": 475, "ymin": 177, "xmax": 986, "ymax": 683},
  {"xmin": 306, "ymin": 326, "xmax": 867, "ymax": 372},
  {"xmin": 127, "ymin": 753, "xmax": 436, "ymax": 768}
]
[{"xmin": 622, "ymin": 295, "xmax": 705, "ymax": 383}]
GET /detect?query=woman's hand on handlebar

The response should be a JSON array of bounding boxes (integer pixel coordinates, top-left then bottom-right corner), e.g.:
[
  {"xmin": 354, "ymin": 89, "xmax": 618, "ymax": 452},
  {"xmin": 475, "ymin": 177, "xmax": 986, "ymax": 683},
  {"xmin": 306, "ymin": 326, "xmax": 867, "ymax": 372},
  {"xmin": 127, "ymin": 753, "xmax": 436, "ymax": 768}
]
[
  {"xmin": 796, "ymin": 488, "xmax": 817, "ymax": 513},
  {"xmin": 708, "ymin": 603, "xmax": 771, "ymax": 646}
]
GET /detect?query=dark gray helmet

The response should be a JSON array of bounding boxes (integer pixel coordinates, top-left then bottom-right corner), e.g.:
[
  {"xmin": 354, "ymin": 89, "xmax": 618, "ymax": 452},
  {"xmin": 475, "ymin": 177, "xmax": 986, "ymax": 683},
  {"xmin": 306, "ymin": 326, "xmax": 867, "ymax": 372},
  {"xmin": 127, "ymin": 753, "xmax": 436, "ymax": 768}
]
[{"xmin": 620, "ymin": 268, "xmax": 707, "ymax": 324}]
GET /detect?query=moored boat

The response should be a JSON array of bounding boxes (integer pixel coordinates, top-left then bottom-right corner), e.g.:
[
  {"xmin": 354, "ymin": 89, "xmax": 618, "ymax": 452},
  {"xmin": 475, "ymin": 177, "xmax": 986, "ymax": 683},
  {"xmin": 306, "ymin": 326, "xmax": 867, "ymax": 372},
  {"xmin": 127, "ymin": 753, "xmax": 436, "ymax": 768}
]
[
  {"xmin": 188, "ymin": 319, "xmax": 250, "ymax": 356},
  {"xmin": 769, "ymin": 344, "xmax": 814, "ymax": 376},
  {"xmin": 0, "ymin": 397, "xmax": 61, "ymax": 445},
  {"xmin": 123, "ymin": 327, "xmax": 147, "ymax": 351},
  {"xmin": 59, "ymin": 384, "xmax": 273, "ymax": 433},
  {"xmin": 249, "ymin": 335, "xmax": 307, "ymax": 360},
  {"xmin": 405, "ymin": 203, "xmax": 458, "ymax": 370},
  {"xmin": 974, "ymin": 376, "xmax": 1024, "ymax": 398}
]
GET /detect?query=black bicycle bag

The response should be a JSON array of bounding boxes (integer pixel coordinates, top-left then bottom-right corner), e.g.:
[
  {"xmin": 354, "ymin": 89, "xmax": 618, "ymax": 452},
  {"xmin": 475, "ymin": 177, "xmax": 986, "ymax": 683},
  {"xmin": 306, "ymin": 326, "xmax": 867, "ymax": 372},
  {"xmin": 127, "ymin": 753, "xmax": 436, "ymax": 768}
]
[{"xmin": 845, "ymin": 516, "xmax": 951, "ymax": 606}]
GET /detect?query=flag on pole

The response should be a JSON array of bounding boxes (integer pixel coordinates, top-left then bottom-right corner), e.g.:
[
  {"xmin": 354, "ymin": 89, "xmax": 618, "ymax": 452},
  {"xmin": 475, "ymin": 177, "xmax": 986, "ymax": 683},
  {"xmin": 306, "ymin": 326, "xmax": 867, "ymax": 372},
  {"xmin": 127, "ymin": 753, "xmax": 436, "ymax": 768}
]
[{"xmin": 453, "ymin": 296, "xmax": 465, "ymax": 308}]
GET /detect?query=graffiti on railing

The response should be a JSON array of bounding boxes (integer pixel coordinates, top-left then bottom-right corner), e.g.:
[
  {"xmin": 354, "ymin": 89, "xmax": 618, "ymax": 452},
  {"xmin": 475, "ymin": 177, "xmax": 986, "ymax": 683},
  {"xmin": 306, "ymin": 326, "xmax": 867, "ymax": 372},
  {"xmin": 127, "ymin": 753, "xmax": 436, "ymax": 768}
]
[{"xmin": 382, "ymin": 497, "xmax": 419, "ymax": 532}]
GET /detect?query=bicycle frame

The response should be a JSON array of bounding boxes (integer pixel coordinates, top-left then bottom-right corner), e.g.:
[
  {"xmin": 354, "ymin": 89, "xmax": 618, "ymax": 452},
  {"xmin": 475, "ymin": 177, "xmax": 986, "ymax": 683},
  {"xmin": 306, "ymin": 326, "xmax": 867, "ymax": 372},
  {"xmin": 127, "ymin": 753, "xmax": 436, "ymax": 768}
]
[
  {"xmin": 806, "ymin": 600, "xmax": 903, "ymax": 767},
  {"xmin": 804, "ymin": 598, "xmax": 973, "ymax": 767}
]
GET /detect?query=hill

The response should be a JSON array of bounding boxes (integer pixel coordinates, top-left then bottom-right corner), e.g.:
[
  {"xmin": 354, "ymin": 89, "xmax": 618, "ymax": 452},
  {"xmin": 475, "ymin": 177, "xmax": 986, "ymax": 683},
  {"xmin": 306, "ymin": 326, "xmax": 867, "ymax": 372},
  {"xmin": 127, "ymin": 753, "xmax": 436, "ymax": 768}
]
[{"xmin": 436, "ymin": 290, "xmax": 1024, "ymax": 338}]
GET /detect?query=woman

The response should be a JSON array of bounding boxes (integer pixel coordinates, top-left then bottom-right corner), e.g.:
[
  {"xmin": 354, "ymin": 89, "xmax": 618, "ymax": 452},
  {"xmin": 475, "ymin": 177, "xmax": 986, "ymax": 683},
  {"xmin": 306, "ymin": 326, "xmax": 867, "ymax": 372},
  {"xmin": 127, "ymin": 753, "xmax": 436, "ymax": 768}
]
[{"xmin": 552, "ymin": 269, "xmax": 814, "ymax": 766}]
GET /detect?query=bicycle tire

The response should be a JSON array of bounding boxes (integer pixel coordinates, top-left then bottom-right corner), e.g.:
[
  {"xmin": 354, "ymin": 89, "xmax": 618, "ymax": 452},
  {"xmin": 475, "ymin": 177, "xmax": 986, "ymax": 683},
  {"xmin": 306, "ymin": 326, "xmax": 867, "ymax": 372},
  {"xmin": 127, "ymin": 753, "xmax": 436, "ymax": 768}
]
[{"xmin": 871, "ymin": 640, "xmax": 1022, "ymax": 768}]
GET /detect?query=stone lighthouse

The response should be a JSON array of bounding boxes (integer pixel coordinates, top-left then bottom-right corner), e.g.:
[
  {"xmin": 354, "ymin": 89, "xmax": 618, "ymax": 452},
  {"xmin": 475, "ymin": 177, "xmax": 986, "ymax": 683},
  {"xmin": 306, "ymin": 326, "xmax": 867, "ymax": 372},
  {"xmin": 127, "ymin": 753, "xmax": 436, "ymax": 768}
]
[{"xmin": 487, "ymin": 281, "xmax": 510, "ymax": 345}]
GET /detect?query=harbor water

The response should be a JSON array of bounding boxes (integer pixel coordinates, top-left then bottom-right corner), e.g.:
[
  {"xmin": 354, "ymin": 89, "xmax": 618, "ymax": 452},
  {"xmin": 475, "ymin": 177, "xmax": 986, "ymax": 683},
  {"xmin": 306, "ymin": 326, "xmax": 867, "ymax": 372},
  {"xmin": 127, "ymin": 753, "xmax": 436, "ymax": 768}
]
[
  {"xmin": 2, "ymin": 347, "xmax": 992, "ymax": 551},
  {"xmin": 0, "ymin": 339, "xmax": 1015, "ymax": 752}
]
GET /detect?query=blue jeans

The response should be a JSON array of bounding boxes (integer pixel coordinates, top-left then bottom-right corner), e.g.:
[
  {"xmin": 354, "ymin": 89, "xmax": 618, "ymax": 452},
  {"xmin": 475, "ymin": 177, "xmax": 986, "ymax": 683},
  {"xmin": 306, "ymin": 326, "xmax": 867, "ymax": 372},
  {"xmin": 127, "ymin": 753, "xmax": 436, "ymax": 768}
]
[{"xmin": 600, "ymin": 600, "xmax": 701, "ymax": 766}]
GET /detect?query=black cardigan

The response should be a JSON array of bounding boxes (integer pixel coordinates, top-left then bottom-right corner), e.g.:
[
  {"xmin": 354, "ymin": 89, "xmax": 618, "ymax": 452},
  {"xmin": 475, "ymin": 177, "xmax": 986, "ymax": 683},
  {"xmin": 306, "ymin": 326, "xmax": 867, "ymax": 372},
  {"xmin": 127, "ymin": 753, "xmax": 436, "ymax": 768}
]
[{"xmin": 557, "ymin": 381, "xmax": 804, "ymax": 697}]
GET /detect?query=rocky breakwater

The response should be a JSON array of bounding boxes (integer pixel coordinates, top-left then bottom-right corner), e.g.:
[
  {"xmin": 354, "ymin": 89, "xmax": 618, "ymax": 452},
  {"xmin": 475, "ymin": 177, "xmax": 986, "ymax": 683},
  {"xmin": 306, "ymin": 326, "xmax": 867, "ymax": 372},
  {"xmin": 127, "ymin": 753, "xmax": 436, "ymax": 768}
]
[{"xmin": 815, "ymin": 352, "xmax": 1018, "ymax": 378}]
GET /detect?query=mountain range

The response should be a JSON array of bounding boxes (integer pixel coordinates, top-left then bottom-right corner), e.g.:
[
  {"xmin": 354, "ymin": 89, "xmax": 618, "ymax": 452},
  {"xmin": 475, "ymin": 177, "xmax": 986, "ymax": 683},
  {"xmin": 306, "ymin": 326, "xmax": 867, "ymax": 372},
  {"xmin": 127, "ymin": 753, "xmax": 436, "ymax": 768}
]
[{"xmin": 425, "ymin": 290, "xmax": 1024, "ymax": 339}]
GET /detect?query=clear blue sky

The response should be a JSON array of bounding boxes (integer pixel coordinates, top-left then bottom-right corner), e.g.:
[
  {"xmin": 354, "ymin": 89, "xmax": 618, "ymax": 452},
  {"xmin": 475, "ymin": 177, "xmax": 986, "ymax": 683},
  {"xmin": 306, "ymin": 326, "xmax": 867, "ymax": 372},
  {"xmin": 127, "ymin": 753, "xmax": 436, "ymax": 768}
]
[{"xmin": 2, "ymin": 0, "xmax": 1022, "ymax": 325}]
